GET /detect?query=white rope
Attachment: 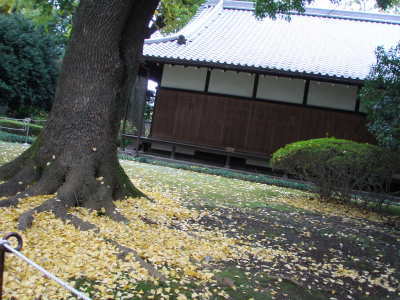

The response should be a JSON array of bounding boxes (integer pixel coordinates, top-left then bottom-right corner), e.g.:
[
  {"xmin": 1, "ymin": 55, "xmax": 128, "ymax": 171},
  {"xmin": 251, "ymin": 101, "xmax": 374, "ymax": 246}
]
[
  {"xmin": 0, "ymin": 126, "xmax": 26, "ymax": 131},
  {"xmin": 0, "ymin": 240, "xmax": 92, "ymax": 300},
  {"xmin": 0, "ymin": 117, "xmax": 27, "ymax": 121}
]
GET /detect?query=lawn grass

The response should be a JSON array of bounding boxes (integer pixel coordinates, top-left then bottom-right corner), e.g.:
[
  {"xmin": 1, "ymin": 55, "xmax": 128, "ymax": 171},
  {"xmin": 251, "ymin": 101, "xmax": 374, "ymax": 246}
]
[{"xmin": 122, "ymin": 159, "xmax": 308, "ymax": 210}]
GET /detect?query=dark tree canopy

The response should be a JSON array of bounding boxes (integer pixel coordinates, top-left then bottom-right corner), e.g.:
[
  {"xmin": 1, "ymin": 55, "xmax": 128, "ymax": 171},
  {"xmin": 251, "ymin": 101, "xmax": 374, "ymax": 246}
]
[
  {"xmin": 360, "ymin": 42, "xmax": 400, "ymax": 150},
  {"xmin": 0, "ymin": 13, "xmax": 59, "ymax": 116}
]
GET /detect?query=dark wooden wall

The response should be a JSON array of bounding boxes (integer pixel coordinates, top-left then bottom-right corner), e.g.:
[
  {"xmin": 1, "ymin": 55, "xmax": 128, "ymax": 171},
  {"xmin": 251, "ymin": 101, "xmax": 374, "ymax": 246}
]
[{"xmin": 151, "ymin": 88, "xmax": 374, "ymax": 156}]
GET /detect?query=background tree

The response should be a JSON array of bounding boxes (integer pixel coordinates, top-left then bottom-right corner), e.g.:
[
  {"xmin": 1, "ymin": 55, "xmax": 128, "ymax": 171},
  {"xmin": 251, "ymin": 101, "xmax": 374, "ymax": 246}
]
[
  {"xmin": 0, "ymin": 0, "xmax": 78, "ymax": 48},
  {"xmin": 154, "ymin": 0, "xmax": 205, "ymax": 34},
  {"xmin": 0, "ymin": 13, "xmax": 60, "ymax": 117},
  {"xmin": 360, "ymin": 42, "xmax": 400, "ymax": 151}
]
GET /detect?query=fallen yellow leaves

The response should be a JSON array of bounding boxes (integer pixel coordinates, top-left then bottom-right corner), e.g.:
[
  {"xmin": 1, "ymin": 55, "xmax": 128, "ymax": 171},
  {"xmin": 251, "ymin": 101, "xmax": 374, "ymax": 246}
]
[
  {"xmin": 333, "ymin": 266, "xmax": 397, "ymax": 293},
  {"xmin": 0, "ymin": 192, "xmax": 288, "ymax": 299},
  {"xmin": 278, "ymin": 196, "xmax": 396, "ymax": 223}
]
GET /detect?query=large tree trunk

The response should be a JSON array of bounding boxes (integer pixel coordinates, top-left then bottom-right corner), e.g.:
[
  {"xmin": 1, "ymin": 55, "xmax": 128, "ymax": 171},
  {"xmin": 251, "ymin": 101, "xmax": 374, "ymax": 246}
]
[{"xmin": 0, "ymin": 0, "xmax": 159, "ymax": 230}]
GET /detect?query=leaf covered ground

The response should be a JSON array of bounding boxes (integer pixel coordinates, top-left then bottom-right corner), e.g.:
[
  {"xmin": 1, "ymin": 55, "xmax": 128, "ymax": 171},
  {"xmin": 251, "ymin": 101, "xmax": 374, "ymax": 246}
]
[{"xmin": 0, "ymin": 141, "xmax": 399, "ymax": 299}]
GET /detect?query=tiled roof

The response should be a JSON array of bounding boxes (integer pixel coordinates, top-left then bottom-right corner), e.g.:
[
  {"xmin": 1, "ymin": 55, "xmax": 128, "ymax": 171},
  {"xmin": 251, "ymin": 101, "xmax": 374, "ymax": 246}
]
[{"xmin": 143, "ymin": 0, "xmax": 400, "ymax": 81}]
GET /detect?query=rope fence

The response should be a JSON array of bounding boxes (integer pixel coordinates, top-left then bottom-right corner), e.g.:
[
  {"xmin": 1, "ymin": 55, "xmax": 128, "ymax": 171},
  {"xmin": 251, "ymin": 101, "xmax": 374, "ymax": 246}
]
[
  {"xmin": 0, "ymin": 233, "xmax": 91, "ymax": 300},
  {"xmin": 0, "ymin": 117, "xmax": 46, "ymax": 144}
]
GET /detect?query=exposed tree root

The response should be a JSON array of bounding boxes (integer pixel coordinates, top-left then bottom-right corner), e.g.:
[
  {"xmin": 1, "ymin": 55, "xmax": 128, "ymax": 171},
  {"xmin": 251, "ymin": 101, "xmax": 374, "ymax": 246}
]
[
  {"xmin": 0, "ymin": 135, "xmax": 161, "ymax": 279},
  {"xmin": 0, "ymin": 160, "xmax": 164, "ymax": 281},
  {"xmin": 0, "ymin": 146, "xmax": 141, "ymax": 224},
  {"xmin": 0, "ymin": 164, "xmax": 39, "ymax": 197},
  {"xmin": 18, "ymin": 198, "xmax": 67, "ymax": 231},
  {"xmin": 0, "ymin": 197, "xmax": 19, "ymax": 208},
  {"xmin": 16, "ymin": 201, "xmax": 166, "ymax": 281},
  {"xmin": 106, "ymin": 239, "xmax": 166, "ymax": 281}
]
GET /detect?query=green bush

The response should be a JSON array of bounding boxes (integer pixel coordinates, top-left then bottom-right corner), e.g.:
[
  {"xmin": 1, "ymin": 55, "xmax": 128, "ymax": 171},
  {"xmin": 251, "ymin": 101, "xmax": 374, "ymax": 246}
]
[
  {"xmin": 271, "ymin": 138, "xmax": 399, "ymax": 204},
  {"xmin": 0, "ymin": 119, "xmax": 43, "ymax": 136},
  {"xmin": 0, "ymin": 13, "xmax": 60, "ymax": 116}
]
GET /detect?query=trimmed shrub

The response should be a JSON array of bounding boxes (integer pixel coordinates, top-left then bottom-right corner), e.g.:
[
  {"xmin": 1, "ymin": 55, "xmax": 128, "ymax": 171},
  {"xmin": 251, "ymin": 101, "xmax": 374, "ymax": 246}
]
[{"xmin": 271, "ymin": 138, "xmax": 399, "ymax": 204}]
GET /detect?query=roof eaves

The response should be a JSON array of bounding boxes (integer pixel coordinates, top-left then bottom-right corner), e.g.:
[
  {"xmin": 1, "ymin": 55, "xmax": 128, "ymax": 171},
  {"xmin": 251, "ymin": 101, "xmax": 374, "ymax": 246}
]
[{"xmin": 144, "ymin": 56, "xmax": 365, "ymax": 84}]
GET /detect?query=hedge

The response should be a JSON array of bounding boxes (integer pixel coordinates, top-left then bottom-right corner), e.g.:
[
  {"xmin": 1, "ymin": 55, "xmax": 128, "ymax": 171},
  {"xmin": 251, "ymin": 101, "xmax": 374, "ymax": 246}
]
[{"xmin": 271, "ymin": 137, "xmax": 400, "ymax": 204}]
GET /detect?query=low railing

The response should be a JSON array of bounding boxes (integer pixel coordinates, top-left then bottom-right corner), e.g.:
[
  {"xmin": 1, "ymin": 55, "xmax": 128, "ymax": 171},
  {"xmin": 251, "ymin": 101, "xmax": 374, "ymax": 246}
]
[
  {"xmin": 0, "ymin": 117, "xmax": 46, "ymax": 144},
  {"xmin": 0, "ymin": 117, "xmax": 32, "ymax": 144},
  {"xmin": 122, "ymin": 134, "xmax": 267, "ymax": 168},
  {"xmin": 0, "ymin": 233, "xmax": 91, "ymax": 300}
]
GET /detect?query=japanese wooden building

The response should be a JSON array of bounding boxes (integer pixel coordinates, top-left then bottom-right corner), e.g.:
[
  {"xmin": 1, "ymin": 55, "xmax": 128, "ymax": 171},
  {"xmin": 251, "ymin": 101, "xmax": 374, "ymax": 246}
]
[{"xmin": 139, "ymin": 0, "xmax": 400, "ymax": 167}]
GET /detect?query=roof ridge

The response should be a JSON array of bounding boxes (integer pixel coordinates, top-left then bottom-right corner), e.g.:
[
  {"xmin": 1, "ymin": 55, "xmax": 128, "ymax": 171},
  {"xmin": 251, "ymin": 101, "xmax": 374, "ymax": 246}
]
[{"xmin": 223, "ymin": 0, "xmax": 400, "ymax": 25}]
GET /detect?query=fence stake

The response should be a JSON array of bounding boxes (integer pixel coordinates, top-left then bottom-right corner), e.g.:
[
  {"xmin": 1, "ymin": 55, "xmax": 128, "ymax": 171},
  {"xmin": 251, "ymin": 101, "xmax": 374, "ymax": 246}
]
[
  {"xmin": 0, "ymin": 233, "xmax": 23, "ymax": 300},
  {"xmin": 0, "ymin": 233, "xmax": 91, "ymax": 300},
  {"xmin": 0, "ymin": 241, "xmax": 4, "ymax": 300},
  {"xmin": 24, "ymin": 118, "xmax": 31, "ymax": 145}
]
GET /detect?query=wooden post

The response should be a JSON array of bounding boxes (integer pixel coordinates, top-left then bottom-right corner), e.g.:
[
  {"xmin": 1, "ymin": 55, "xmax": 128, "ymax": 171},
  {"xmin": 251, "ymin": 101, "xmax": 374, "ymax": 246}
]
[
  {"xmin": 0, "ymin": 244, "xmax": 4, "ymax": 300},
  {"xmin": 225, "ymin": 147, "xmax": 235, "ymax": 168},
  {"xmin": 224, "ymin": 154, "xmax": 231, "ymax": 168},
  {"xmin": 171, "ymin": 145, "xmax": 176, "ymax": 159},
  {"xmin": 134, "ymin": 72, "xmax": 149, "ymax": 157}
]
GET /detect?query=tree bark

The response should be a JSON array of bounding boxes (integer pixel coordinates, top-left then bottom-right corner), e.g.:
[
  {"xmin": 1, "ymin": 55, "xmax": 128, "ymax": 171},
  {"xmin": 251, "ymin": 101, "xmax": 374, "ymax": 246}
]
[{"xmin": 0, "ymin": 0, "xmax": 159, "ymax": 229}]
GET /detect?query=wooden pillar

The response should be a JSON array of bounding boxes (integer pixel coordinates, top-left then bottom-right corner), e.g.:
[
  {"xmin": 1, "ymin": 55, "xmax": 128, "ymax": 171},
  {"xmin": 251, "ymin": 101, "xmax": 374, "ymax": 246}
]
[
  {"xmin": 170, "ymin": 145, "xmax": 176, "ymax": 159},
  {"xmin": 131, "ymin": 69, "xmax": 148, "ymax": 156}
]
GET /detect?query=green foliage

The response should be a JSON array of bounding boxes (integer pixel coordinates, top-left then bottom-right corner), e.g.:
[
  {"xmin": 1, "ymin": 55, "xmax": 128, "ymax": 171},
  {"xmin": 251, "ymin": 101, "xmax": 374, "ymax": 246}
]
[
  {"xmin": 253, "ymin": 0, "xmax": 311, "ymax": 19},
  {"xmin": 271, "ymin": 138, "xmax": 399, "ymax": 203},
  {"xmin": 0, "ymin": 0, "xmax": 78, "ymax": 47},
  {"xmin": 0, "ymin": 119, "xmax": 43, "ymax": 136},
  {"xmin": 376, "ymin": 0, "xmax": 400, "ymax": 10},
  {"xmin": 0, "ymin": 13, "xmax": 59, "ymax": 116},
  {"xmin": 360, "ymin": 42, "xmax": 400, "ymax": 151},
  {"xmin": 252, "ymin": 0, "xmax": 399, "ymax": 19},
  {"xmin": 156, "ymin": 0, "xmax": 206, "ymax": 34}
]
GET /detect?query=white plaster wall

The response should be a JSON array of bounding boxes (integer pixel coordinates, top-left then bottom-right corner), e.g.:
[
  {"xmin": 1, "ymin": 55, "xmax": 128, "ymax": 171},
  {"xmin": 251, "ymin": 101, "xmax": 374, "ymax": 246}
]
[
  {"xmin": 257, "ymin": 75, "xmax": 305, "ymax": 103},
  {"xmin": 161, "ymin": 64, "xmax": 207, "ymax": 91},
  {"xmin": 208, "ymin": 70, "xmax": 254, "ymax": 98},
  {"xmin": 308, "ymin": 81, "xmax": 358, "ymax": 111}
]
